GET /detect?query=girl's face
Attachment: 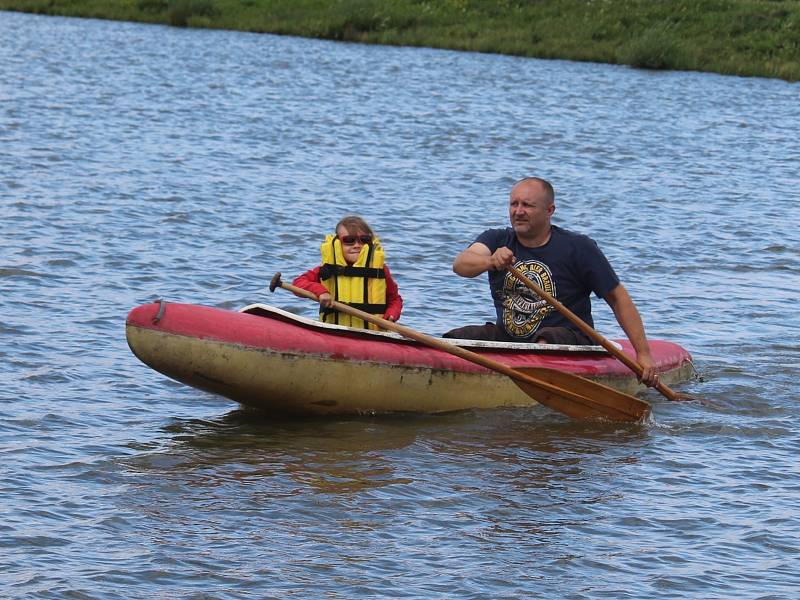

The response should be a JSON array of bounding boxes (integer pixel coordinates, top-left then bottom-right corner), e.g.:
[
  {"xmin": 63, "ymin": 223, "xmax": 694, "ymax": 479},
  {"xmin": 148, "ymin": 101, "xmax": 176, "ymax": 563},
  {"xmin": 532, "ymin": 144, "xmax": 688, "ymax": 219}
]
[{"xmin": 336, "ymin": 227, "xmax": 372, "ymax": 264}]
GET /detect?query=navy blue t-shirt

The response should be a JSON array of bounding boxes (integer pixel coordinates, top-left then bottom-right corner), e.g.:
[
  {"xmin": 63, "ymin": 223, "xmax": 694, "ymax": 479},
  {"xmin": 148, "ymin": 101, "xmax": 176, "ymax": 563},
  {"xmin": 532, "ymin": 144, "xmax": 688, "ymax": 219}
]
[{"xmin": 474, "ymin": 225, "xmax": 619, "ymax": 341}]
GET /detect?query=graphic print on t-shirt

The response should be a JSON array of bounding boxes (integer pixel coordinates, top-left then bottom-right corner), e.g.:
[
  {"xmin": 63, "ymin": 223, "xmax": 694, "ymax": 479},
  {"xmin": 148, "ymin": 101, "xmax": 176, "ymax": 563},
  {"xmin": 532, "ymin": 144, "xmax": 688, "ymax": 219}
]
[{"xmin": 501, "ymin": 260, "xmax": 556, "ymax": 338}]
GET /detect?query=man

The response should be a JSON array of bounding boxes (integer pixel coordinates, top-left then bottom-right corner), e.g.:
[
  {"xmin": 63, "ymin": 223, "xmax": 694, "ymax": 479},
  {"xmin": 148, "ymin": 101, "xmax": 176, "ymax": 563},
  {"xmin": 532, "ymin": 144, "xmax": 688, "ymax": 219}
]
[{"xmin": 445, "ymin": 177, "xmax": 658, "ymax": 386}]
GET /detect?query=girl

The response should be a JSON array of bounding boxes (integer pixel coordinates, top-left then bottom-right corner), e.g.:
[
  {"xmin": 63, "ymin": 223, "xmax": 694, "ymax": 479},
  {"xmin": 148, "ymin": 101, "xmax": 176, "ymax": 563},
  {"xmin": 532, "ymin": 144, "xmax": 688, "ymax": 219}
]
[{"xmin": 292, "ymin": 216, "xmax": 403, "ymax": 329}]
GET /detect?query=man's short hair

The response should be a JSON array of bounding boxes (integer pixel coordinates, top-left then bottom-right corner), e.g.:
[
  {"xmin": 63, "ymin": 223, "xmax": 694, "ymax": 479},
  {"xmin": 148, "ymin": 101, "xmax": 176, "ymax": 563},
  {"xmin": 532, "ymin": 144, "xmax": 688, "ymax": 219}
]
[{"xmin": 513, "ymin": 177, "xmax": 555, "ymax": 204}]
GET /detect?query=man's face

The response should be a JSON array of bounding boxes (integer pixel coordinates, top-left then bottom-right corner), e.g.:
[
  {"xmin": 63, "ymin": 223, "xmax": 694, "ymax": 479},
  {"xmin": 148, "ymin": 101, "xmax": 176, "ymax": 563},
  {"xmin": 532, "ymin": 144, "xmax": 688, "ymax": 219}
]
[{"xmin": 508, "ymin": 181, "xmax": 554, "ymax": 237}]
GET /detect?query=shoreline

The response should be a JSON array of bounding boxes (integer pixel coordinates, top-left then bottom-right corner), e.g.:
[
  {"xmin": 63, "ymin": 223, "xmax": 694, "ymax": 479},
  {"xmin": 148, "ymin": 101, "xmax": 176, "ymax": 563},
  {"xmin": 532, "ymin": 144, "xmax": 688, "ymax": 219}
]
[{"xmin": 1, "ymin": 1, "xmax": 798, "ymax": 82}]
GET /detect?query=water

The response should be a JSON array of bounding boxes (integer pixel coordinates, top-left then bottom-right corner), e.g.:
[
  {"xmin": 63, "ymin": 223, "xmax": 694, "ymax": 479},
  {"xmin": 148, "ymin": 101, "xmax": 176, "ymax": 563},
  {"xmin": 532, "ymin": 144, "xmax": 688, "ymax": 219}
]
[{"xmin": 2, "ymin": 10, "xmax": 799, "ymax": 598}]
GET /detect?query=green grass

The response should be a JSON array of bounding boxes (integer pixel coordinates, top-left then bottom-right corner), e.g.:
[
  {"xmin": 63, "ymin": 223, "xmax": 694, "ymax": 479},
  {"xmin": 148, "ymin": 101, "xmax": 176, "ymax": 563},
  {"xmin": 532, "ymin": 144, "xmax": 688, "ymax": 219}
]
[{"xmin": 2, "ymin": 0, "xmax": 799, "ymax": 81}]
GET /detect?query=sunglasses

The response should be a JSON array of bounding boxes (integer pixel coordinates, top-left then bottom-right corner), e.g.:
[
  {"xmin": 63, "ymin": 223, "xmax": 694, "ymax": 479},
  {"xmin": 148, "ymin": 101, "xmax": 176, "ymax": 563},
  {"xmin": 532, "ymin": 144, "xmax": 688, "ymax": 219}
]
[{"xmin": 339, "ymin": 234, "xmax": 372, "ymax": 245}]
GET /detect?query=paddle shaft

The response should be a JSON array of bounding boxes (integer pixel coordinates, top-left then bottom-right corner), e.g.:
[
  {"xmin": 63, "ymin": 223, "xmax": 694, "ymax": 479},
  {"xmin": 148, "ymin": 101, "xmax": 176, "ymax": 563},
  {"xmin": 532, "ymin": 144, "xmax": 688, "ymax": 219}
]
[
  {"xmin": 507, "ymin": 265, "xmax": 684, "ymax": 402},
  {"xmin": 272, "ymin": 276, "xmax": 645, "ymax": 421},
  {"xmin": 279, "ymin": 280, "xmax": 558, "ymax": 383}
]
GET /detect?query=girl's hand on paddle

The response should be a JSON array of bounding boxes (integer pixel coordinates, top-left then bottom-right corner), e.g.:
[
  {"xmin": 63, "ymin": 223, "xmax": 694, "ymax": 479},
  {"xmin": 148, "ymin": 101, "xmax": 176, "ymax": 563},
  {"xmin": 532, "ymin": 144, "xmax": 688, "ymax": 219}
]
[
  {"xmin": 319, "ymin": 292, "xmax": 333, "ymax": 308},
  {"xmin": 491, "ymin": 247, "xmax": 516, "ymax": 271}
]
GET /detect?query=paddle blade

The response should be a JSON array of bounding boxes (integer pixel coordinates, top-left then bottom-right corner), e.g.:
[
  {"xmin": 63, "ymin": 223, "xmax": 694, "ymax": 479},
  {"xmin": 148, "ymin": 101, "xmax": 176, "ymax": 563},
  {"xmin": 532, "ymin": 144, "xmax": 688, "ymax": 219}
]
[{"xmin": 513, "ymin": 367, "xmax": 651, "ymax": 423}]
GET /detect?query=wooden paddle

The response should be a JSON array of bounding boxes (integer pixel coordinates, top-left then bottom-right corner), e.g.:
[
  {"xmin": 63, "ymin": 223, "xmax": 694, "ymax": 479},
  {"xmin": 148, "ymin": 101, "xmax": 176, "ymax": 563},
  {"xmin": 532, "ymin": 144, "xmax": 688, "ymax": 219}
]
[
  {"xmin": 507, "ymin": 265, "xmax": 693, "ymax": 402},
  {"xmin": 270, "ymin": 273, "xmax": 651, "ymax": 422}
]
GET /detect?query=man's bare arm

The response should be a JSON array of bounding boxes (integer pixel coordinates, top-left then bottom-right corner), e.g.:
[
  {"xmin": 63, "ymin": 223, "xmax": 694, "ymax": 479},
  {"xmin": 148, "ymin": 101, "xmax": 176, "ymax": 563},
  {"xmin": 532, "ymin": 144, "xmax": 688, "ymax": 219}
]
[
  {"xmin": 453, "ymin": 243, "xmax": 515, "ymax": 277},
  {"xmin": 604, "ymin": 284, "xmax": 657, "ymax": 386}
]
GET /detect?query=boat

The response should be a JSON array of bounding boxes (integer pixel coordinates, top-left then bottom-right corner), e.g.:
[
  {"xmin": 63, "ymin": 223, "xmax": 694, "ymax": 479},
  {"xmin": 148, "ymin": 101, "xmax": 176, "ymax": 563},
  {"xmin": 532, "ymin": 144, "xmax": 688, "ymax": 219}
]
[{"xmin": 125, "ymin": 300, "xmax": 694, "ymax": 415}]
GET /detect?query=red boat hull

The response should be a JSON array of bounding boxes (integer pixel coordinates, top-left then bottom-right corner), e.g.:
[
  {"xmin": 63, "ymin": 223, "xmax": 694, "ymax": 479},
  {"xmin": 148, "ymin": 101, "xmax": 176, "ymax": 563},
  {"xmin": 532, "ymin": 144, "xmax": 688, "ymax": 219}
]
[{"xmin": 126, "ymin": 301, "xmax": 694, "ymax": 415}]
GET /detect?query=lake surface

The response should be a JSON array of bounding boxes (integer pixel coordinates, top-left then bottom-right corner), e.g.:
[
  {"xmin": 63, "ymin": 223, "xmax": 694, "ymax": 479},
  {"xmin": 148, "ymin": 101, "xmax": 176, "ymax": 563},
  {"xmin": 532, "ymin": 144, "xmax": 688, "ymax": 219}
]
[{"xmin": 2, "ymin": 10, "xmax": 799, "ymax": 599}]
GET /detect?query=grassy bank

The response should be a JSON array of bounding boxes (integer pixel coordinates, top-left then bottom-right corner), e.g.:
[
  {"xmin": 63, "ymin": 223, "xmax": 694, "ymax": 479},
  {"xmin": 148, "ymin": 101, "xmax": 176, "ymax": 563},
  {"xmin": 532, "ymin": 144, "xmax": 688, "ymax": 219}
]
[{"xmin": 2, "ymin": 0, "xmax": 799, "ymax": 81}]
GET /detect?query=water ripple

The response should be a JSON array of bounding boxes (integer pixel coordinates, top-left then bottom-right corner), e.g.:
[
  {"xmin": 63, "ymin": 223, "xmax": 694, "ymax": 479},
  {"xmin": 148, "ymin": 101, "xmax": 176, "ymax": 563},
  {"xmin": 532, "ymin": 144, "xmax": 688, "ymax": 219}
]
[{"xmin": 2, "ymin": 10, "xmax": 799, "ymax": 599}]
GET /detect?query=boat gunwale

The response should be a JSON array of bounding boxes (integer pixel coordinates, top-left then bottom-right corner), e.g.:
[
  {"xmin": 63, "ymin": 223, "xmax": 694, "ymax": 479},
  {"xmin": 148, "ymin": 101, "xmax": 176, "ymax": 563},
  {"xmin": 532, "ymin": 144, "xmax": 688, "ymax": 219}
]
[
  {"xmin": 238, "ymin": 302, "xmax": 615, "ymax": 355},
  {"xmin": 125, "ymin": 301, "xmax": 691, "ymax": 378}
]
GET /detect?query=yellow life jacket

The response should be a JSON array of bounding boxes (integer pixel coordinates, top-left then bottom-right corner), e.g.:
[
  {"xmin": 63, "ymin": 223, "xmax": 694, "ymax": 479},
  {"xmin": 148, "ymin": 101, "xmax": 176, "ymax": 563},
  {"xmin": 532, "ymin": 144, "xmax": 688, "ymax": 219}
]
[{"xmin": 319, "ymin": 234, "xmax": 387, "ymax": 330}]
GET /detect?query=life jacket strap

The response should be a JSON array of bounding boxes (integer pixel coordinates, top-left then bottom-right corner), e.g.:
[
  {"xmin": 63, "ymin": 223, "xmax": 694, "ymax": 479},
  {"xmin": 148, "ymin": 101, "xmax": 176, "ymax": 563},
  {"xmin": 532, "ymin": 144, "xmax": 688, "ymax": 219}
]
[
  {"xmin": 320, "ymin": 302, "xmax": 387, "ymax": 318},
  {"xmin": 319, "ymin": 264, "xmax": 386, "ymax": 280}
]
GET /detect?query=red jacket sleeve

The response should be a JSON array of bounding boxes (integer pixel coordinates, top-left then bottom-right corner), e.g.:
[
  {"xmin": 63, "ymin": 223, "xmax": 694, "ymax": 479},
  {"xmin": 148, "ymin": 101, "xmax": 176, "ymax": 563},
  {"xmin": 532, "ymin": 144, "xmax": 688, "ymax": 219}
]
[
  {"xmin": 291, "ymin": 266, "xmax": 329, "ymax": 299},
  {"xmin": 383, "ymin": 265, "xmax": 403, "ymax": 321}
]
